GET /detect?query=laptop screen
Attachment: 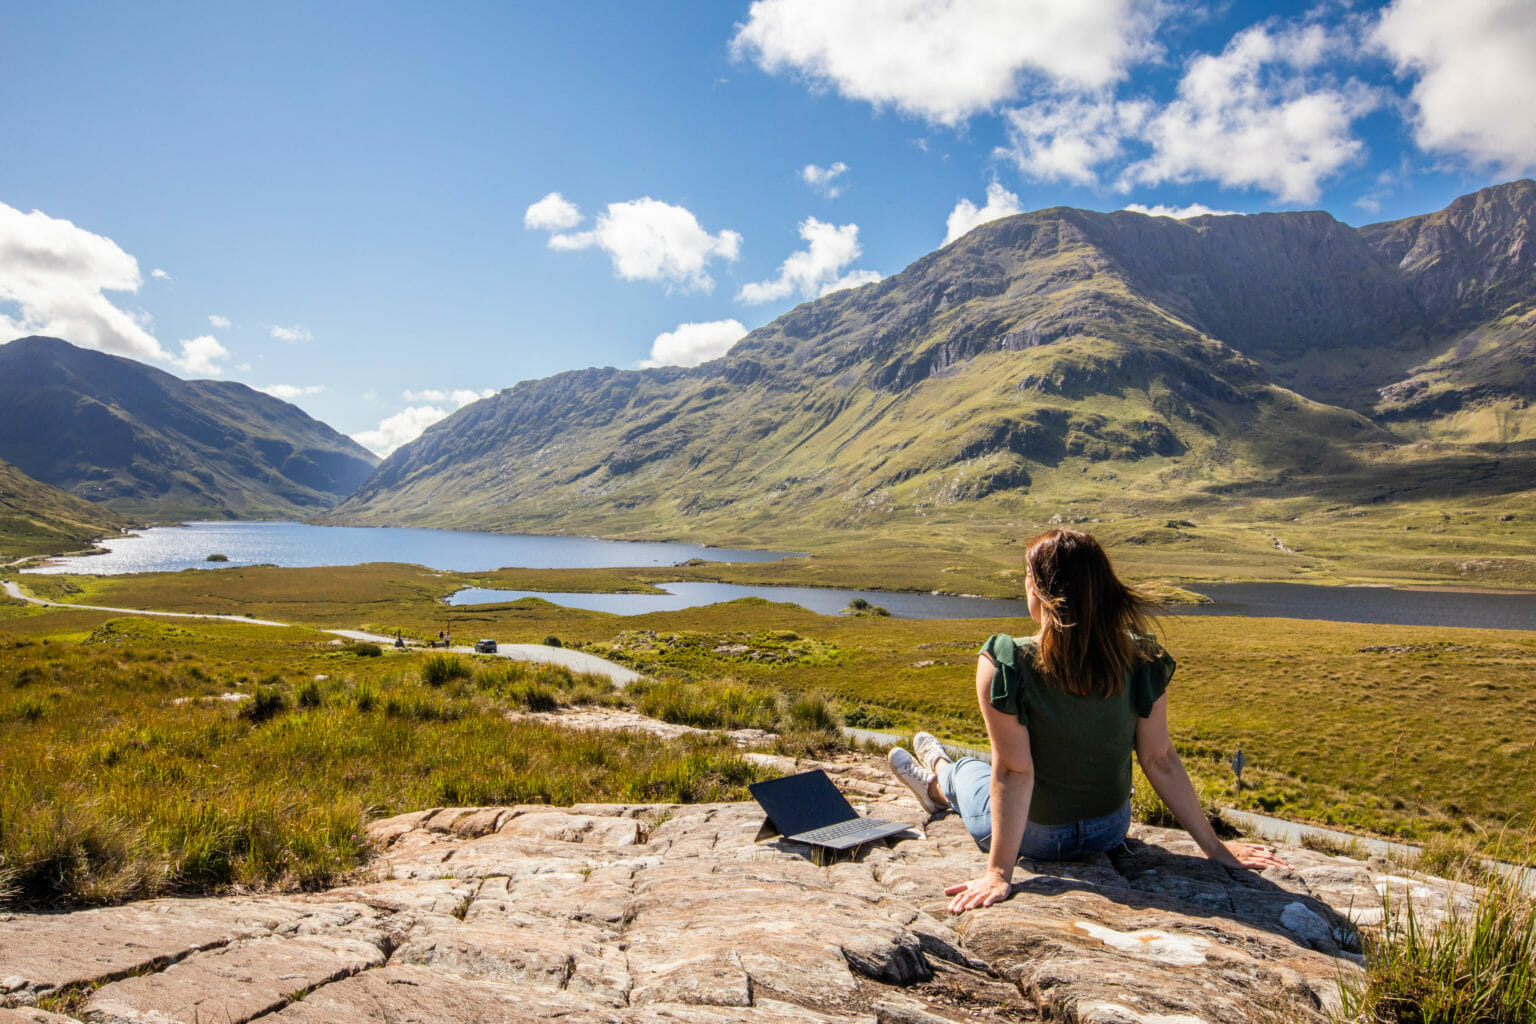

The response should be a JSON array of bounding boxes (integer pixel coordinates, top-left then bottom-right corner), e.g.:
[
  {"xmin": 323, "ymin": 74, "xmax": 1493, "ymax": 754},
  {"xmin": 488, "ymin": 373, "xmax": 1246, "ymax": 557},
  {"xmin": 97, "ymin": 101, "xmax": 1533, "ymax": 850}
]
[{"xmin": 748, "ymin": 770, "xmax": 857, "ymax": 836}]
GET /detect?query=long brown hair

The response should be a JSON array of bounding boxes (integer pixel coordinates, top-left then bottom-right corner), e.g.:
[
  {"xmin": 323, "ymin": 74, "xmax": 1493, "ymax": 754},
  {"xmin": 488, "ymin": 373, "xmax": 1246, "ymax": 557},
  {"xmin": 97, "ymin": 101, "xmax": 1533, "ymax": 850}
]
[{"xmin": 1025, "ymin": 528, "xmax": 1159, "ymax": 697}]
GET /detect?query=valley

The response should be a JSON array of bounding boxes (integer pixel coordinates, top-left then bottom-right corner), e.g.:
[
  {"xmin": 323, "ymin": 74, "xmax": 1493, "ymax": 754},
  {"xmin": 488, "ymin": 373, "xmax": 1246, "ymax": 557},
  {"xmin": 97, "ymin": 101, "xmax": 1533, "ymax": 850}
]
[{"xmin": 3, "ymin": 182, "xmax": 1535, "ymax": 904}]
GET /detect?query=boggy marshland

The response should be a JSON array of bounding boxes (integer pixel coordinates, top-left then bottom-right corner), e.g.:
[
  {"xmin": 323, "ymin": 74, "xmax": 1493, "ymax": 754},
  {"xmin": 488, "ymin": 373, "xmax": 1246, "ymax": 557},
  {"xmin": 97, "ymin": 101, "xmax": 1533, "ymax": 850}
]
[{"xmin": 4, "ymin": 550, "xmax": 1534, "ymax": 910}]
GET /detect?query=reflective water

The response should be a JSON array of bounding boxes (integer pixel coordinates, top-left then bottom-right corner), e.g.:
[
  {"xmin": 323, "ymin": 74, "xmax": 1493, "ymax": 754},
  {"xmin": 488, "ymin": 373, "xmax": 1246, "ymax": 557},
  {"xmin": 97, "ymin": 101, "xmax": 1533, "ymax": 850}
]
[
  {"xmin": 447, "ymin": 582, "xmax": 1034, "ymax": 620},
  {"xmin": 25, "ymin": 521, "xmax": 1536, "ymax": 630},
  {"xmin": 26, "ymin": 521, "xmax": 795, "ymax": 575},
  {"xmin": 1185, "ymin": 582, "xmax": 1536, "ymax": 632},
  {"xmin": 450, "ymin": 580, "xmax": 1536, "ymax": 629}
]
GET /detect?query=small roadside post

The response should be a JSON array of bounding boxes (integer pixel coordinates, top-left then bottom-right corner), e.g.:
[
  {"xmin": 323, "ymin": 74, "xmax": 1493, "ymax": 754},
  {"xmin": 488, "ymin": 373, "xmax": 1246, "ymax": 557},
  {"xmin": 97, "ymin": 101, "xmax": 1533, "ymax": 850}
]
[{"xmin": 1231, "ymin": 745, "xmax": 1246, "ymax": 793}]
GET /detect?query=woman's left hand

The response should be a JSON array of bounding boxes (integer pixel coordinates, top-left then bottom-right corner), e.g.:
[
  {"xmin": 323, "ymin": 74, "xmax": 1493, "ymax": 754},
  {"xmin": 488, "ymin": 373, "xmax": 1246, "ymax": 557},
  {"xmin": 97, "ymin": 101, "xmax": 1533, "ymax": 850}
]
[{"xmin": 1224, "ymin": 841, "xmax": 1292, "ymax": 870}]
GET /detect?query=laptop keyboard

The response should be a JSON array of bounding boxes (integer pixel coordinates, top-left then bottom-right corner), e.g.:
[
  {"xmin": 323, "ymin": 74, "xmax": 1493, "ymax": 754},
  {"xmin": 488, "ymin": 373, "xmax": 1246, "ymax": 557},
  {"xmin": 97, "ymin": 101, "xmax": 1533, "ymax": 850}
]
[{"xmin": 793, "ymin": 817, "xmax": 905, "ymax": 844}]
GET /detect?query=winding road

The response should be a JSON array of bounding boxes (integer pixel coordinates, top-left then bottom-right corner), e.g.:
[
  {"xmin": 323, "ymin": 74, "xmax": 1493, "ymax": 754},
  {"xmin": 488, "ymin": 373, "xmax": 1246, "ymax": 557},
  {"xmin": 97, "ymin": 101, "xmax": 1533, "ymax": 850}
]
[{"xmin": 1, "ymin": 578, "xmax": 641, "ymax": 686}]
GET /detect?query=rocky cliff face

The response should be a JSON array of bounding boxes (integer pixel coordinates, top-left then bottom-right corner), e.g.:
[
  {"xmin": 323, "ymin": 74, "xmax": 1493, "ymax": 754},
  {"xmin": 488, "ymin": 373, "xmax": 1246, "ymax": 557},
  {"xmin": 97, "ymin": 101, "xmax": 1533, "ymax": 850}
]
[
  {"xmin": 1361, "ymin": 178, "xmax": 1536, "ymax": 333},
  {"xmin": 0, "ymin": 750, "xmax": 1479, "ymax": 1024},
  {"xmin": 0, "ymin": 337, "xmax": 379, "ymax": 518}
]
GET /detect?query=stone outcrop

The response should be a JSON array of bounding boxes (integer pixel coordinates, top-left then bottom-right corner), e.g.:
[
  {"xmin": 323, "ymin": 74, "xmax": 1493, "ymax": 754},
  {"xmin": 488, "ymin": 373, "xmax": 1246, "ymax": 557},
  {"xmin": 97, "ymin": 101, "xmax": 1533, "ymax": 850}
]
[{"xmin": 0, "ymin": 754, "xmax": 1477, "ymax": 1024}]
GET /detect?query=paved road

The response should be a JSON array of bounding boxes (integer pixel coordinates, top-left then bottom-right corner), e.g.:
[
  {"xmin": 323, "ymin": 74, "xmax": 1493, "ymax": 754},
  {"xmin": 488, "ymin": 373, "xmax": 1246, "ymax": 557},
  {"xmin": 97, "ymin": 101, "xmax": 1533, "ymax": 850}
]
[
  {"xmin": 2, "ymin": 579, "xmax": 640, "ymax": 686},
  {"xmin": 3, "ymin": 579, "xmax": 290, "ymax": 625}
]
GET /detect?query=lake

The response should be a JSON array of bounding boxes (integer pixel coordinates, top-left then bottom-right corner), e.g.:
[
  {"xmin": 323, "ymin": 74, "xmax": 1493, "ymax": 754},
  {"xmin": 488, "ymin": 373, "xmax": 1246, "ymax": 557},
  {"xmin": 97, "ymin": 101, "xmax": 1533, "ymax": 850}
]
[
  {"xmin": 23, "ymin": 521, "xmax": 1536, "ymax": 630},
  {"xmin": 447, "ymin": 581, "xmax": 1035, "ymax": 620},
  {"xmin": 26, "ymin": 521, "xmax": 795, "ymax": 575},
  {"xmin": 1185, "ymin": 582, "xmax": 1536, "ymax": 633},
  {"xmin": 447, "ymin": 580, "xmax": 1536, "ymax": 630}
]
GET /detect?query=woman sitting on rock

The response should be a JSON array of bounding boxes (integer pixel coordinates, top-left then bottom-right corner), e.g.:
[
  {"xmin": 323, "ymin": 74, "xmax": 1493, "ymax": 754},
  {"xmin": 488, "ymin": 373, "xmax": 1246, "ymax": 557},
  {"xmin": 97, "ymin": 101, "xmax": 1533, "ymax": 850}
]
[{"xmin": 885, "ymin": 527, "xmax": 1287, "ymax": 914}]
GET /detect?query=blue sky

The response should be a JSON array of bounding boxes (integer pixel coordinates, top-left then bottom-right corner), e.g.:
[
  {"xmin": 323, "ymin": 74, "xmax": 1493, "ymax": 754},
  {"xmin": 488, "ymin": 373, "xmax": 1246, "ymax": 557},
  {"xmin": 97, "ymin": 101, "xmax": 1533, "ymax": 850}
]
[{"xmin": 2, "ymin": 1, "xmax": 1533, "ymax": 456}]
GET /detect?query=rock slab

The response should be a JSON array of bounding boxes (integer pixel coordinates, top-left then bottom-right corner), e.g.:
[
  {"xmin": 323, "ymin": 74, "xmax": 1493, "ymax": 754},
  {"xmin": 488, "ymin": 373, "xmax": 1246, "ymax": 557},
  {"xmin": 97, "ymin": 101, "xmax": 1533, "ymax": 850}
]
[{"xmin": 0, "ymin": 756, "xmax": 1477, "ymax": 1024}]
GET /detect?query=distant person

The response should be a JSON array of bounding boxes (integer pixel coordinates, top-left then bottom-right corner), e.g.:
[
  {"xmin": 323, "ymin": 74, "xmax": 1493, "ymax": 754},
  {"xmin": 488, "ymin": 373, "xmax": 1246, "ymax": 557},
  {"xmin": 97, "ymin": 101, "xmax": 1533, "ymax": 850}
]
[
  {"xmin": 395, "ymin": 629, "xmax": 404, "ymax": 649},
  {"xmin": 885, "ymin": 528, "xmax": 1288, "ymax": 914}
]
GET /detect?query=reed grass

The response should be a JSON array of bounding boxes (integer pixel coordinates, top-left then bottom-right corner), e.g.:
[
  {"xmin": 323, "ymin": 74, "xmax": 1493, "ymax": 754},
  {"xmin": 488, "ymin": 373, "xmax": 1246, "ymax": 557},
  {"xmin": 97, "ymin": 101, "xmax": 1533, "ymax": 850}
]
[
  {"xmin": 420, "ymin": 652, "xmax": 472, "ymax": 686},
  {"xmin": 1338, "ymin": 871, "xmax": 1536, "ymax": 1023},
  {"xmin": 629, "ymin": 676, "xmax": 778, "ymax": 730},
  {"xmin": 0, "ymin": 620, "xmax": 768, "ymax": 907}
]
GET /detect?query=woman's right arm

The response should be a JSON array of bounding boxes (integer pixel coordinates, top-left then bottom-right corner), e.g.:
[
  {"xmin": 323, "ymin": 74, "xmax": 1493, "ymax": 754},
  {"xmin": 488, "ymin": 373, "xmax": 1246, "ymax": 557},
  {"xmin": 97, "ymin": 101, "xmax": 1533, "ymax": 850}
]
[
  {"xmin": 945, "ymin": 654, "xmax": 1036, "ymax": 913},
  {"xmin": 1134, "ymin": 695, "xmax": 1289, "ymax": 870}
]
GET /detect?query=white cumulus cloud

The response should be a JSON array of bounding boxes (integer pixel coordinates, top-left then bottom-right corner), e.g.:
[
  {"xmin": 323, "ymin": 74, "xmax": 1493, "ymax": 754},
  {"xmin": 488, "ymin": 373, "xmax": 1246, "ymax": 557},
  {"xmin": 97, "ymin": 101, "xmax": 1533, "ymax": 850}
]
[
  {"xmin": 353, "ymin": 386, "xmax": 497, "ymax": 456},
  {"xmin": 173, "ymin": 335, "xmax": 229, "ymax": 376},
  {"xmin": 150, "ymin": 268, "xmax": 170, "ymax": 281},
  {"xmin": 732, "ymin": 0, "xmax": 1161, "ymax": 125},
  {"xmin": 1374, "ymin": 0, "xmax": 1536, "ymax": 174},
  {"xmin": 802, "ymin": 161, "xmax": 849, "ymax": 197},
  {"xmin": 352, "ymin": 406, "xmax": 452, "ymax": 459},
  {"xmin": 738, "ymin": 218, "xmax": 881, "ymax": 304},
  {"xmin": 640, "ymin": 320, "xmax": 749, "ymax": 368},
  {"xmin": 402, "ymin": 388, "xmax": 495, "ymax": 407},
  {"xmin": 0, "ymin": 201, "xmax": 166, "ymax": 361},
  {"xmin": 545, "ymin": 198, "xmax": 742, "ymax": 292},
  {"xmin": 258, "ymin": 384, "xmax": 327, "ymax": 401},
  {"xmin": 998, "ymin": 96, "xmax": 1151, "ymax": 186},
  {"xmin": 1123, "ymin": 22, "xmax": 1378, "ymax": 203},
  {"xmin": 1121, "ymin": 202, "xmax": 1238, "ymax": 218},
  {"xmin": 208, "ymin": 314, "xmax": 232, "ymax": 329},
  {"xmin": 944, "ymin": 183, "xmax": 1025, "ymax": 245},
  {"xmin": 269, "ymin": 324, "xmax": 313, "ymax": 342},
  {"xmin": 524, "ymin": 191, "xmax": 583, "ymax": 230}
]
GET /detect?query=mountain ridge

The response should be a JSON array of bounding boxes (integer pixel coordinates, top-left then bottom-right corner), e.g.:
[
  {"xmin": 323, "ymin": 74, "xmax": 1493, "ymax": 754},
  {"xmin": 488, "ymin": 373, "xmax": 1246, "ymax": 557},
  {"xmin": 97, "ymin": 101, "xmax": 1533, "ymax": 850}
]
[
  {"xmin": 0, "ymin": 337, "xmax": 379, "ymax": 519},
  {"xmin": 330, "ymin": 181, "xmax": 1535, "ymax": 544}
]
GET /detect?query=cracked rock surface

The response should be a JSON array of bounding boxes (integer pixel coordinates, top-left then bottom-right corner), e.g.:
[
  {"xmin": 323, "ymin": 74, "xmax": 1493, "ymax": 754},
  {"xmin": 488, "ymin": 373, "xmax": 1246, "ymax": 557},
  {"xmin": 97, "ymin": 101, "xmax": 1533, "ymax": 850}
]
[{"xmin": 0, "ymin": 755, "xmax": 1476, "ymax": 1023}]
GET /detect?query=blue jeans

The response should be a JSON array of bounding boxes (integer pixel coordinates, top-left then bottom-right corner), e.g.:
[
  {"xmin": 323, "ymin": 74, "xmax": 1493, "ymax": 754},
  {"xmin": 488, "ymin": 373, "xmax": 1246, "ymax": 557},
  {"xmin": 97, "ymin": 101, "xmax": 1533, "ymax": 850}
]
[{"xmin": 937, "ymin": 756, "xmax": 1130, "ymax": 860}]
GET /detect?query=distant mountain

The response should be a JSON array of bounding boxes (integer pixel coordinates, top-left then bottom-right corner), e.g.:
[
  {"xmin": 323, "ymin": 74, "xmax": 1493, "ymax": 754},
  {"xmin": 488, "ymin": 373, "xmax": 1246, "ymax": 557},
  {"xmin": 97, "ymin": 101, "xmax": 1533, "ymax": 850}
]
[
  {"xmin": 331, "ymin": 181, "xmax": 1536, "ymax": 541},
  {"xmin": 0, "ymin": 337, "xmax": 379, "ymax": 519},
  {"xmin": 0, "ymin": 457, "xmax": 126, "ymax": 559}
]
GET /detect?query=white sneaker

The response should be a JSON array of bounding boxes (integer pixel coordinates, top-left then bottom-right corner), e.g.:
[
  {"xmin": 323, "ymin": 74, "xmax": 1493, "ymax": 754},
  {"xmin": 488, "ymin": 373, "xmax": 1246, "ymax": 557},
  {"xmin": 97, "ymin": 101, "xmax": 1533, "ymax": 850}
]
[
  {"xmin": 889, "ymin": 747, "xmax": 940, "ymax": 815},
  {"xmin": 912, "ymin": 731, "xmax": 949, "ymax": 773}
]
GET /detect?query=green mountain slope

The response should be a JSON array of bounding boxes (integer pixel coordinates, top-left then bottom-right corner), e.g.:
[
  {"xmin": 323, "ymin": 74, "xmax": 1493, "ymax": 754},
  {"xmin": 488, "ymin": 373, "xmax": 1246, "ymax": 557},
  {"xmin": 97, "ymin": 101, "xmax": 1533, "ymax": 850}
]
[
  {"xmin": 331, "ymin": 182, "xmax": 1536, "ymax": 551},
  {"xmin": 0, "ymin": 337, "xmax": 379, "ymax": 519},
  {"xmin": 0, "ymin": 457, "xmax": 126, "ymax": 559}
]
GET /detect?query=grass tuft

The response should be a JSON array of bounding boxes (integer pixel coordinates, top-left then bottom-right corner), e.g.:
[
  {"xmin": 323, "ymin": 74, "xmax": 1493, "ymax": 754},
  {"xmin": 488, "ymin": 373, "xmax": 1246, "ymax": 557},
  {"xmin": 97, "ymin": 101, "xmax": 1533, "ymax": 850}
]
[
  {"xmin": 630, "ymin": 677, "xmax": 777, "ymax": 731},
  {"xmin": 242, "ymin": 683, "xmax": 286, "ymax": 723},
  {"xmin": 296, "ymin": 677, "xmax": 324, "ymax": 709},
  {"xmin": 1300, "ymin": 832, "xmax": 1367, "ymax": 859},
  {"xmin": 421, "ymin": 652, "xmax": 472, "ymax": 687},
  {"xmin": 1412, "ymin": 833, "xmax": 1499, "ymax": 888},
  {"xmin": 1338, "ymin": 871, "xmax": 1536, "ymax": 1023}
]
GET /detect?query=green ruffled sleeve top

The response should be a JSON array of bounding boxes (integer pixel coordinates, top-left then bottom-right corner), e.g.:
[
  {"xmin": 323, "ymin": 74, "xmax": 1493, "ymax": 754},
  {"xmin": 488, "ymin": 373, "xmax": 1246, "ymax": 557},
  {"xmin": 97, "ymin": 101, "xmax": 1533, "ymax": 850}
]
[{"xmin": 979, "ymin": 633, "xmax": 1175, "ymax": 826}]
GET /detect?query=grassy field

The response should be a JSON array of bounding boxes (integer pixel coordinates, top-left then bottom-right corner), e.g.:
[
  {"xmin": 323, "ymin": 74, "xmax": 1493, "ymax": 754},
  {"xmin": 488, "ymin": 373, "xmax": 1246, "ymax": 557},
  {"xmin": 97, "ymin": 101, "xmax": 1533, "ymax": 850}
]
[
  {"xmin": 0, "ymin": 604, "xmax": 849, "ymax": 907},
  {"xmin": 6, "ymin": 564, "xmax": 1535, "ymax": 880}
]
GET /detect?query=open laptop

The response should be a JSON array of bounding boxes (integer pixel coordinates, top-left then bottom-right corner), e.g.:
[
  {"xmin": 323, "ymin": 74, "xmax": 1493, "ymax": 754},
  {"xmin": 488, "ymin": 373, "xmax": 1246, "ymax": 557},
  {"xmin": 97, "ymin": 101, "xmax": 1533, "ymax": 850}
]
[{"xmin": 749, "ymin": 769, "xmax": 916, "ymax": 851}]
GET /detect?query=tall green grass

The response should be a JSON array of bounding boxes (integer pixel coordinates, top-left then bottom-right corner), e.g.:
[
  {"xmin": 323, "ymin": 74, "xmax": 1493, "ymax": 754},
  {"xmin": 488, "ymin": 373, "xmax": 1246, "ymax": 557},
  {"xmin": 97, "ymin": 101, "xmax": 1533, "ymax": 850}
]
[
  {"xmin": 1338, "ymin": 871, "xmax": 1536, "ymax": 1023},
  {"xmin": 630, "ymin": 676, "xmax": 778, "ymax": 730},
  {"xmin": 0, "ymin": 627, "xmax": 767, "ymax": 907},
  {"xmin": 626, "ymin": 676, "xmax": 844, "ymax": 756}
]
